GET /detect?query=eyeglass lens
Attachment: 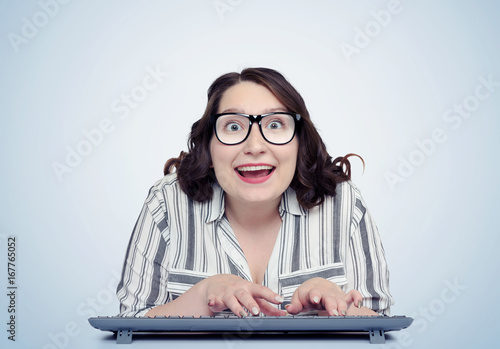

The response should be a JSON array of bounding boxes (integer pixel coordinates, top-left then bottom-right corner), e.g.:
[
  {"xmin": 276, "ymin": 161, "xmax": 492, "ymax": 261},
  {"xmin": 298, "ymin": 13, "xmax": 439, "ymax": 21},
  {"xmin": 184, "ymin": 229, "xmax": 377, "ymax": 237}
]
[{"xmin": 215, "ymin": 114, "xmax": 296, "ymax": 145}]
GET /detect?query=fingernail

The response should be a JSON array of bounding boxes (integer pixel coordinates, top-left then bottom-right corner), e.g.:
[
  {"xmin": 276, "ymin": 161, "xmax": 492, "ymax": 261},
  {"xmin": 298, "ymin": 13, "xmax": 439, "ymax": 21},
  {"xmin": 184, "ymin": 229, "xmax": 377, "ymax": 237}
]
[
  {"xmin": 332, "ymin": 309, "xmax": 339, "ymax": 316},
  {"xmin": 285, "ymin": 304, "xmax": 290, "ymax": 310},
  {"xmin": 313, "ymin": 296, "xmax": 320, "ymax": 304},
  {"xmin": 275, "ymin": 295, "xmax": 284, "ymax": 303},
  {"xmin": 207, "ymin": 299, "xmax": 213, "ymax": 306},
  {"xmin": 357, "ymin": 301, "xmax": 362, "ymax": 308},
  {"xmin": 252, "ymin": 307, "xmax": 259, "ymax": 316},
  {"xmin": 239, "ymin": 310, "xmax": 247, "ymax": 317},
  {"xmin": 341, "ymin": 310, "xmax": 346, "ymax": 316}
]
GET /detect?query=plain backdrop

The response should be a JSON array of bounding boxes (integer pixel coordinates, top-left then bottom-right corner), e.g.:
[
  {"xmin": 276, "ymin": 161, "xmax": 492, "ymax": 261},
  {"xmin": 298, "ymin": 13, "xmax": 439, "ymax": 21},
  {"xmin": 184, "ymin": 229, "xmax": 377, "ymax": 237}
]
[{"xmin": 1, "ymin": 1, "xmax": 499, "ymax": 348}]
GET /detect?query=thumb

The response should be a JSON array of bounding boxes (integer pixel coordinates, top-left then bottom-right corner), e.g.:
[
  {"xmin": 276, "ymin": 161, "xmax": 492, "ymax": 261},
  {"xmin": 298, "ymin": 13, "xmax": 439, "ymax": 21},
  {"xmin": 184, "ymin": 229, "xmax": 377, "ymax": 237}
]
[
  {"xmin": 207, "ymin": 297, "xmax": 227, "ymax": 313},
  {"xmin": 285, "ymin": 290, "xmax": 304, "ymax": 315},
  {"xmin": 345, "ymin": 289, "xmax": 363, "ymax": 308}
]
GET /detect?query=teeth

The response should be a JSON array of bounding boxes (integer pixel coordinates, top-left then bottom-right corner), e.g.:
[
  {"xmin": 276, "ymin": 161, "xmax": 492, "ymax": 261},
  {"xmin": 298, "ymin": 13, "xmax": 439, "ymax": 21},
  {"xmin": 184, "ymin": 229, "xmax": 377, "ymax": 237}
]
[{"xmin": 237, "ymin": 165, "xmax": 273, "ymax": 171}]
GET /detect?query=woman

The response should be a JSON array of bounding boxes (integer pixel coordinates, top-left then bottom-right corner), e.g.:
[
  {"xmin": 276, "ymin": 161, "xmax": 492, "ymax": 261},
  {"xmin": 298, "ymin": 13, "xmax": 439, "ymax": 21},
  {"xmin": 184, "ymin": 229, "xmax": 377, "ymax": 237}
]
[{"xmin": 116, "ymin": 67, "xmax": 393, "ymax": 318}]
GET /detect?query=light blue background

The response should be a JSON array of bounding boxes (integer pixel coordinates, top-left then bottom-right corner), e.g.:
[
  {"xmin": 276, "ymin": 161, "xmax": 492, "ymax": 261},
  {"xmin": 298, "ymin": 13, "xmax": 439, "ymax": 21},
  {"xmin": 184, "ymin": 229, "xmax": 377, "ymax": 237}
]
[{"xmin": 1, "ymin": 1, "xmax": 499, "ymax": 348}]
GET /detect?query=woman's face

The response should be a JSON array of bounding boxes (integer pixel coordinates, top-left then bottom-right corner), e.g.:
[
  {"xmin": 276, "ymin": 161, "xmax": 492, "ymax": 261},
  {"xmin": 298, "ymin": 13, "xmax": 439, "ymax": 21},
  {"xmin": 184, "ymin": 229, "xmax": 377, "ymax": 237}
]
[{"xmin": 210, "ymin": 81, "xmax": 299, "ymax": 207}]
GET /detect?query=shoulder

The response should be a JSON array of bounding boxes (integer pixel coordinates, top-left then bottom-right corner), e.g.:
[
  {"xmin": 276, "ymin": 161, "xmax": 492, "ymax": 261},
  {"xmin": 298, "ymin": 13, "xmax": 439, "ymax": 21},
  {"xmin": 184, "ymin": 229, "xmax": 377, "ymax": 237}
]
[
  {"xmin": 321, "ymin": 180, "xmax": 368, "ymax": 218},
  {"xmin": 150, "ymin": 172, "xmax": 181, "ymax": 192},
  {"xmin": 144, "ymin": 173, "xmax": 186, "ymax": 214},
  {"xmin": 147, "ymin": 173, "xmax": 221, "ymax": 214},
  {"xmin": 335, "ymin": 180, "xmax": 361, "ymax": 196},
  {"xmin": 328, "ymin": 180, "xmax": 363, "ymax": 205},
  {"xmin": 139, "ymin": 173, "xmax": 196, "ymax": 234},
  {"xmin": 145, "ymin": 173, "xmax": 224, "ymax": 229}
]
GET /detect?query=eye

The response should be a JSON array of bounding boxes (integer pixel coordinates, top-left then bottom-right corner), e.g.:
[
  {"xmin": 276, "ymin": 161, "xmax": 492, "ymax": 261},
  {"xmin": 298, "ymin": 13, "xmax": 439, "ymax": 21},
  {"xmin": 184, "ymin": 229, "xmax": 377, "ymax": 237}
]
[
  {"xmin": 262, "ymin": 113, "xmax": 292, "ymax": 131},
  {"xmin": 224, "ymin": 122, "xmax": 243, "ymax": 132},
  {"xmin": 267, "ymin": 121, "xmax": 283, "ymax": 130}
]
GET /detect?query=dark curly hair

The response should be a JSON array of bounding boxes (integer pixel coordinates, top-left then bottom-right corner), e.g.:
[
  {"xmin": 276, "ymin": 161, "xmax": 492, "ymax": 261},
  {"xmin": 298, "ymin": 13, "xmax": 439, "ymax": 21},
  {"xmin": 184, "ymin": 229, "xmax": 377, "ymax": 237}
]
[{"xmin": 164, "ymin": 67, "xmax": 363, "ymax": 210}]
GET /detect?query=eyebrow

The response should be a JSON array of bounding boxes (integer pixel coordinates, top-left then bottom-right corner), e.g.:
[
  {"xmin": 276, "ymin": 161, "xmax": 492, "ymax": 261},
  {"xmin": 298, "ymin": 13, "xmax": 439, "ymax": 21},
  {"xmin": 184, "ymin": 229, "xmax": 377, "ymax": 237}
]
[{"xmin": 220, "ymin": 107, "xmax": 288, "ymax": 114}]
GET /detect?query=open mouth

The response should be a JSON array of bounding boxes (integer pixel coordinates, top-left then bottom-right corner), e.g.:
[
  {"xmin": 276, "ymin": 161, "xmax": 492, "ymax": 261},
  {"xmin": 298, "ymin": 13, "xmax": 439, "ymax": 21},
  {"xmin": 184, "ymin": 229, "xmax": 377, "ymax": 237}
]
[{"xmin": 235, "ymin": 165, "xmax": 275, "ymax": 179}]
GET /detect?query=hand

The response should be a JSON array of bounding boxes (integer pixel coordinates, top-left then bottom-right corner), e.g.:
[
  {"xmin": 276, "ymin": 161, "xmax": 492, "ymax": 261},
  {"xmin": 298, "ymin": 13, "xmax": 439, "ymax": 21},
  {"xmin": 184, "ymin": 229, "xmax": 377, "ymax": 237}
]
[
  {"xmin": 202, "ymin": 274, "xmax": 286, "ymax": 317},
  {"xmin": 285, "ymin": 277, "xmax": 363, "ymax": 316}
]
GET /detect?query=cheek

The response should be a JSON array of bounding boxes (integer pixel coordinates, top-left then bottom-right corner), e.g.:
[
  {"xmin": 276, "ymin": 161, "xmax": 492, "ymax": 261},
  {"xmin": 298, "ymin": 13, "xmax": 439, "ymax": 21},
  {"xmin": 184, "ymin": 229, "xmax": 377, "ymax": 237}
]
[
  {"xmin": 209, "ymin": 141, "xmax": 235, "ymax": 184},
  {"xmin": 284, "ymin": 143, "xmax": 299, "ymax": 170},
  {"xmin": 275, "ymin": 145, "xmax": 298, "ymax": 183},
  {"xmin": 209, "ymin": 139, "xmax": 216, "ymax": 167},
  {"xmin": 209, "ymin": 138, "xmax": 224, "ymax": 169},
  {"xmin": 288, "ymin": 157, "xmax": 298, "ymax": 178}
]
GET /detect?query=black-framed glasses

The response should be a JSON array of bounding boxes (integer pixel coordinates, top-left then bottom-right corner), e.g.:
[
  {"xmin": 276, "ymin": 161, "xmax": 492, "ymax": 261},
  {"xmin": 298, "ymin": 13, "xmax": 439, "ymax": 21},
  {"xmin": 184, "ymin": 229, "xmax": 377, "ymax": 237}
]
[{"xmin": 212, "ymin": 112, "xmax": 302, "ymax": 145}]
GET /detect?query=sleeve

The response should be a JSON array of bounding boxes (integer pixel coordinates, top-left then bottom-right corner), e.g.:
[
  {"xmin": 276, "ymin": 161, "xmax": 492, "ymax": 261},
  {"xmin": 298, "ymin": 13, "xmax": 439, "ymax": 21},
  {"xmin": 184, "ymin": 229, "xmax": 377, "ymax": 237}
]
[
  {"xmin": 116, "ymin": 187, "xmax": 171, "ymax": 317},
  {"xmin": 344, "ymin": 192, "xmax": 394, "ymax": 315}
]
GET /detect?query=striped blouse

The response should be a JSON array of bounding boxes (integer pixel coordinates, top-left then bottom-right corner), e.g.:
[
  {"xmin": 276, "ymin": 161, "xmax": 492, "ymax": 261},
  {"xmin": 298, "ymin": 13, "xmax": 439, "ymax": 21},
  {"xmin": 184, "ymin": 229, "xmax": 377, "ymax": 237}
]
[{"xmin": 116, "ymin": 173, "xmax": 394, "ymax": 316}]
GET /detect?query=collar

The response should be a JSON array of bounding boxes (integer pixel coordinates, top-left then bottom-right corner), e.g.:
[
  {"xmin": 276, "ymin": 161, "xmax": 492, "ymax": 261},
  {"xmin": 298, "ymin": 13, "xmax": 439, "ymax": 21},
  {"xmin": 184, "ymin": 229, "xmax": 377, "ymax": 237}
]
[
  {"xmin": 204, "ymin": 184, "xmax": 305, "ymax": 223},
  {"xmin": 279, "ymin": 186, "xmax": 307, "ymax": 217},
  {"xmin": 205, "ymin": 182, "xmax": 226, "ymax": 223}
]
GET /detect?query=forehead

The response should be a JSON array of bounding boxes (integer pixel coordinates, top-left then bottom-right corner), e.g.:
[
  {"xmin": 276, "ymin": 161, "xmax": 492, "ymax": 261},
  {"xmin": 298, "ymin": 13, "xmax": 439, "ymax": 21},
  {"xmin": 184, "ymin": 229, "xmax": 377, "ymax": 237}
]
[{"xmin": 218, "ymin": 81, "xmax": 286, "ymax": 113}]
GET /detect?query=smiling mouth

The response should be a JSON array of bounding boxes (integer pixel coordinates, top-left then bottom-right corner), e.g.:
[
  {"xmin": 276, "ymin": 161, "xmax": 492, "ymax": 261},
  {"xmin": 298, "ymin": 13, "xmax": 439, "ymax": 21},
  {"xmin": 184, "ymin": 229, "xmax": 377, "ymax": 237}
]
[{"xmin": 236, "ymin": 165, "xmax": 275, "ymax": 178}]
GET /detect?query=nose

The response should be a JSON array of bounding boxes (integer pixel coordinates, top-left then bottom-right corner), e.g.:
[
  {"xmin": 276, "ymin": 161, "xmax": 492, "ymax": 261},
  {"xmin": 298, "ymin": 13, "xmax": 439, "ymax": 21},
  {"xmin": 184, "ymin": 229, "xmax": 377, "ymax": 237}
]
[{"xmin": 242, "ymin": 123, "xmax": 267, "ymax": 154}]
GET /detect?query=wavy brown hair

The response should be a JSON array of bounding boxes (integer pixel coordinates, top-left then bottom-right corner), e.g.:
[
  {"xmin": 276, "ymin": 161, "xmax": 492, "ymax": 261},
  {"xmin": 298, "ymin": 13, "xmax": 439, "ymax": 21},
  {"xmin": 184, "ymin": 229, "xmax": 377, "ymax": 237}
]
[{"xmin": 164, "ymin": 67, "xmax": 363, "ymax": 210}]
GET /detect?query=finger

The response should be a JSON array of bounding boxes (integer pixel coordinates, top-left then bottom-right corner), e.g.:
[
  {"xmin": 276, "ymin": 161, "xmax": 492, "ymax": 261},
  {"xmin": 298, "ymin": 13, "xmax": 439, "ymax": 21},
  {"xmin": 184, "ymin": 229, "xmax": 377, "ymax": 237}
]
[
  {"xmin": 308, "ymin": 289, "xmax": 322, "ymax": 307},
  {"xmin": 256, "ymin": 298, "xmax": 287, "ymax": 317},
  {"xmin": 249, "ymin": 284, "xmax": 284, "ymax": 305},
  {"xmin": 207, "ymin": 296, "xmax": 228, "ymax": 313},
  {"xmin": 336, "ymin": 297, "xmax": 348, "ymax": 316},
  {"xmin": 345, "ymin": 289, "xmax": 363, "ymax": 309},
  {"xmin": 286, "ymin": 289, "xmax": 304, "ymax": 315},
  {"xmin": 234, "ymin": 288, "xmax": 261, "ymax": 316},
  {"xmin": 322, "ymin": 295, "xmax": 340, "ymax": 316},
  {"xmin": 222, "ymin": 294, "xmax": 250, "ymax": 317},
  {"xmin": 208, "ymin": 294, "xmax": 248, "ymax": 317}
]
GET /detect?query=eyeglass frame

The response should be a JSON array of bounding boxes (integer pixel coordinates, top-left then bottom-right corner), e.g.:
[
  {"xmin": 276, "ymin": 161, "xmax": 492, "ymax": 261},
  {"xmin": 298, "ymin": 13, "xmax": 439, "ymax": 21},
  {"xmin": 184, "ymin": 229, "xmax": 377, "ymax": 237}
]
[{"xmin": 211, "ymin": 112, "xmax": 302, "ymax": 146}]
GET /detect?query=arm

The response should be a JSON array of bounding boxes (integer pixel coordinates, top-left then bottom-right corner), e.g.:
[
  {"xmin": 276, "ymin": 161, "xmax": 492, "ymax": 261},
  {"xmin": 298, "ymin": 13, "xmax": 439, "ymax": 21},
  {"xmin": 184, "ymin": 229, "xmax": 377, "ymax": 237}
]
[
  {"xmin": 346, "ymin": 195, "xmax": 394, "ymax": 315},
  {"xmin": 146, "ymin": 274, "xmax": 286, "ymax": 317},
  {"xmin": 286, "ymin": 185, "xmax": 393, "ymax": 316},
  {"xmin": 144, "ymin": 277, "xmax": 213, "ymax": 317},
  {"xmin": 117, "ymin": 188, "xmax": 285, "ymax": 317},
  {"xmin": 285, "ymin": 277, "xmax": 378, "ymax": 316},
  {"xmin": 116, "ymin": 192, "xmax": 170, "ymax": 317}
]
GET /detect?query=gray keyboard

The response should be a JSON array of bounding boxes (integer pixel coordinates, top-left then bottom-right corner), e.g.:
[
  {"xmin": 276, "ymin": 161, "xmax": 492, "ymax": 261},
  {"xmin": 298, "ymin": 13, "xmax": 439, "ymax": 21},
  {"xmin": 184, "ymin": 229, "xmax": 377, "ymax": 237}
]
[{"xmin": 89, "ymin": 315, "xmax": 413, "ymax": 344}]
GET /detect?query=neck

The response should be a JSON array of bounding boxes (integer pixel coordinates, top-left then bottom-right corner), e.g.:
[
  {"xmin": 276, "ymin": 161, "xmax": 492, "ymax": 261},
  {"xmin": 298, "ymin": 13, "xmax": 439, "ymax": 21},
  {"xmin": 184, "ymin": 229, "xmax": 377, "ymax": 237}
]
[{"xmin": 224, "ymin": 196, "xmax": 281, "ymax": 230}]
